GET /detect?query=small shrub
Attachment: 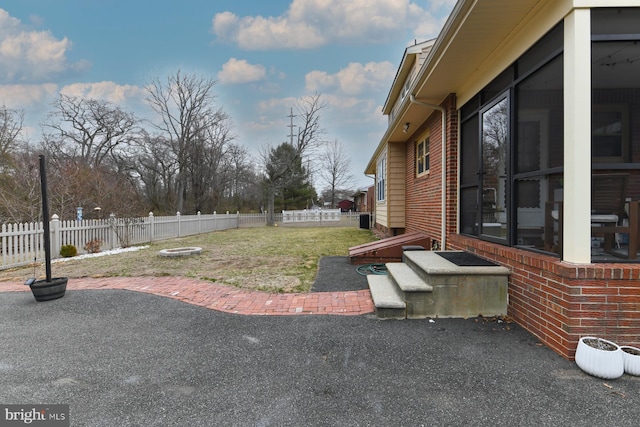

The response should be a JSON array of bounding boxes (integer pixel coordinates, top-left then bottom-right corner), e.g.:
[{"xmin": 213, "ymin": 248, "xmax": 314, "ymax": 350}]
[
  {"xmin": 60, "ymin": 244, "xmax": 78, "ymax": 258},
  {"xmin": 84, "ymin": 239, "xmax": 102, "ymax": 254}
]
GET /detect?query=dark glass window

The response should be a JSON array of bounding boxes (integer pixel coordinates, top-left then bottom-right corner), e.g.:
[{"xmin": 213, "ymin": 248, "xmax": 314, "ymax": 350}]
[
  {"xmin": 590, "ymin": 8, "xmax": 640, "ymax": 262},
  {"xmin": 460, "ymin": 94, "xmax": 480, "ymax": 122},
  {"xmin": 459, "ymin": 22, "xmax": 564, "ymax": 252},
  {"xmin": 514, "ymin": 54, "xmax": 563, "ymax": 253},
  {"xmin": 517, "ymin": 24, "xmax": 563, "ymax": 77},
  {"xmin": 480, "ymin": 96, "xmax": 509, "ymax": 240},
  {"xmin": 592, "ymin": 8, "xmax": 640, "ymax": 35},
  {"xmin": 481, "ymin": 67, "xmax": 514, "ymax": 105},
  {"xmin": 460, "ymin": 116, "xmax": 479, "ymax": 236},
  {"xmin": 460, "ymin": 116, "xmax": 479, "ymax": 185}
]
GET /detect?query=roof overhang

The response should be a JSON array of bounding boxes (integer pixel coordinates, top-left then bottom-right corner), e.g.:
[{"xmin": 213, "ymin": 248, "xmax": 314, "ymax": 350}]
[
  {"xmin": 382, "ymin": 39, "xmax": 435, "ymax": 116},
  {"xmin": 366, "ymin": 0, "xmax": 567, "ymax": 174}
]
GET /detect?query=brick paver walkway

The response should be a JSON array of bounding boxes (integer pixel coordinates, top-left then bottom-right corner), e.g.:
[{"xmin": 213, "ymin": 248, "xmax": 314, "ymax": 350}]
[{"xmin": 0, "ymin": 277, "xmax": 375, "ymax": 316}]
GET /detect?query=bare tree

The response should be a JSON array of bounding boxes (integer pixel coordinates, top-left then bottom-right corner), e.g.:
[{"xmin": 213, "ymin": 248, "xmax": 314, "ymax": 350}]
[
  {"xmin": 0, "ymin": 106, "xmax": 29, "ymax": 222},
  {"xmin": 42, "ymin": 94, "xmax": 139, "ymax": 168},
  {"xmin": 261, "ymin": 93, "xmax": 326, "ymax": 224},
  {"xmin": 294, "ymin": 93, "xmax": 326, "ymax": 159},
  {"xmin": 129, "ymin": 132, "xmax": 179, "ymax": 213},
  {"xmin": 0, "ymin": 106, "xmax": 24, "ymax": 167},
  {"xmin": 223, "ymin": 144, "xmax": 257, "ymax": 212},
  {"xmin": 318, "ymin": 139, "xmax": 354, "ymax": 208},
  {"xmin": 145, "ymin": 70, "xmax": 229, "ymax": 213},
  {"xmin": 0, "ymin": 147, "xmax": 41, "ymax": 223},
  {"xmin": 185, "ymin": 114, "xmax": 235, "ymax": 213}
]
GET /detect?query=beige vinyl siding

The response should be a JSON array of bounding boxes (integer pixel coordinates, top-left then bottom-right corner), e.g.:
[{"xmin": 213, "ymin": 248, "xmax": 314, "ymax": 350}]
[
  {"xmin": 375, "ymin": 150, "xmax": 388, "ymax": 228},
  {"xmin": 387, "ymin": 143, "xmax": 406, "ymax": 228}
]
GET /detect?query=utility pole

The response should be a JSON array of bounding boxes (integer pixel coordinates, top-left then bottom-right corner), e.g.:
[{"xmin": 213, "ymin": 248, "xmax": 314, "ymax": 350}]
[{"xmin": 287, "ymin": 107, "xmax": 297, "ymax": 146}]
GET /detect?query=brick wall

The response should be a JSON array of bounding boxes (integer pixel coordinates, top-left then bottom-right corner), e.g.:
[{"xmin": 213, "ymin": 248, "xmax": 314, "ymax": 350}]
[
  {"xmin": 449, "ymin": 234, "xmax": 640, "ymax": 359},
  {"xmin": 404, "ymin": 95, "xmax": 458, "ymax": 247},
  {"xmin": 376, "ymin": 91, "xmax": 640, "ymax": 360}
]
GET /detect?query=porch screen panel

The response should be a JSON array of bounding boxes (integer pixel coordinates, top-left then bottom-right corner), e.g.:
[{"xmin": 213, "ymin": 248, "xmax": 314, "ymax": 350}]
[
  {"xmin": 591, "ymin": 7, "xmax": 640, "ymax": 261},
  {"xmin": 460, "ymin": 115, "xmax": 479, "ymax": 235},
  {"xmin": 514, "ymin": 55, "xmax": 563, "ymax": 251},
  {"xmin": 481, "ymin": 96, "xmax": 509, "ymax": 240}
]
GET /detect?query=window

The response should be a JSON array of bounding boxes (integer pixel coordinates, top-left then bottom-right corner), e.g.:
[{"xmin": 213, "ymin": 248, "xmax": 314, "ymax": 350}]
[
  {"xmin": 416, "ymin": 138, "xmax": 430, "ymax": 176},
  {"xmin": 480, "ymin": 95, "xmax": 509, "ymax": 240},
  {"xmin": 590, "ymin": 8, "xmax": 640, "ymax": 262},
  {"xmin": 376, "ymin": 156, "xmax": 386, "ymax": 201},
  {"xmin": 459, "ymin": 22, "xmax": 564, "ymax": 251},
  {"xmin": 592, "ymin": 105, "xmax": 629, "ymax": 163},
  {"xmin": 401, "ymin": 74, "xmax": 412, "ymax": 100}
]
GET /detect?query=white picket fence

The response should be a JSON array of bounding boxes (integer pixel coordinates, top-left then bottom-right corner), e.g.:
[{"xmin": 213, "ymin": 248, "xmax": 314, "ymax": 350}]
[
  {"xmin": 1, "ymin": 210, "xmax": 369, "ymax": 270},
  {"xmin": 1, "ymin": 211, "xmax": 238, "ymax": 270},
  {"xmin": 282, "ymin": 209, "xmax": 342, "ymax": 223}
]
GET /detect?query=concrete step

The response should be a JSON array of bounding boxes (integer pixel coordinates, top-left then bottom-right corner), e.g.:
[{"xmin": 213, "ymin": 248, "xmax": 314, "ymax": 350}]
[
  {"xmin": 386, "ymin": 262, "xmax": 435, "ymax": 319},
  {"xmin": 386, "ymin": 262, "xmax": 433, "ymax": 293},
  {"xmin": 402, "ymin": 251, "xmax": 510, "ymax": 318},
  {"xmin": 367, "ymin": 275, "xmax": 406, "ymax": 320}
]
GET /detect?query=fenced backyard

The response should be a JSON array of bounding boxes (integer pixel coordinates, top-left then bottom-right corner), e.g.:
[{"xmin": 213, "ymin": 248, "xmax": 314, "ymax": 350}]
[{"xmin": 1, "ymin": 210, "xmax": 371, "ymax": 270}]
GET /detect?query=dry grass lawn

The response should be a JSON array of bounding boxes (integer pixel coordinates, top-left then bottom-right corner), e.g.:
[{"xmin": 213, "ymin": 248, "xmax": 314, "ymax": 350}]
[{"xmin": 0, "ymin": 227, "xmax": 377, "ymax": 293}]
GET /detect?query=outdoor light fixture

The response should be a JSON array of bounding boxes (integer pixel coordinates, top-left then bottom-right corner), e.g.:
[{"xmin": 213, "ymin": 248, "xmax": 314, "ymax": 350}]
[{"xmin": 403, "ymin": 122, "xmax": 410, "ymax": 133}]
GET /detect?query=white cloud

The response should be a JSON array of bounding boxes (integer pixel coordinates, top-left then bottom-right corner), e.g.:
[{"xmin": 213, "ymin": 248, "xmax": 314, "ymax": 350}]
[
  {"xmin": 0, "ymin": 8, "xmax": 87, "ymax": 83},
  {"xmin": 305, "ymin": 61, "xmax": 396, "ymax": 96},
  {"xmin": 0, "ymin": 83, "xmax": 59, "ymax": 108},
  {"xmin": 212, "ymin": 0, "xmax": 447, "ymax": 50},
  {"xmin": 218, "ymin": 58, "xmax": 267, "ymax": 84},
  {"xmin": 60, "ymin": 81, "xmax": 146, "ymax": 105}
]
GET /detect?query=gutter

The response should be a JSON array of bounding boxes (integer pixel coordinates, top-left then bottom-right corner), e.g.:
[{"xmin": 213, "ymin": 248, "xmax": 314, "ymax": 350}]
[{"xmin": 409, "ymin": 94, "xmax": 447, "ymax": 250}]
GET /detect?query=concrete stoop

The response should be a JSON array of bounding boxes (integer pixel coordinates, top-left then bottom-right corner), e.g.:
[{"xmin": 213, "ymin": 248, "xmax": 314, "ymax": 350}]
[{"xmin": 367, "ymin": 251, "xmax": 510, "ymax": 320}]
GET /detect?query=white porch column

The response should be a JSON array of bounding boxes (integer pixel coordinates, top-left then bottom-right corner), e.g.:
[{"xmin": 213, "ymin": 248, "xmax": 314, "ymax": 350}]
[{"xmin": 563, "ymin": 8, "xmax": 592, "ymax": 263}]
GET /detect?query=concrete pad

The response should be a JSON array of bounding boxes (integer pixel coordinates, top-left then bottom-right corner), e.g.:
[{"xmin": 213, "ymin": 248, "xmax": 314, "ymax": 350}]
[{"xmin": 404, "ymin": 250, "xmax": 511, "ymax": 277}]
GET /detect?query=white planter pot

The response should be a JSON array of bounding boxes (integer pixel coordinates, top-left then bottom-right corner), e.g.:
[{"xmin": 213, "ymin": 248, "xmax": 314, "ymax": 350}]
[
  {"xmin": 620, "ymin": 346, "xmax": 640, "ymax": 376},
  {"xmin": 575, "ymin": 337, "xmax": 624, "ymax": 379}
]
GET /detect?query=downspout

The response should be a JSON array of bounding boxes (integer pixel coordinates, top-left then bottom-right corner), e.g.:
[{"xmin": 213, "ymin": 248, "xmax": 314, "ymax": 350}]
[{"xmin": 409, "ymin": 94, "xmax": 447, "ymax": 249}]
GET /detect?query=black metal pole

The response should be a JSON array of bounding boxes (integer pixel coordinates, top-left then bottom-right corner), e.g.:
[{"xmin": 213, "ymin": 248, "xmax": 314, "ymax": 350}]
[{"xmin": 39, "ymin": 154, "xmax": 52, "ymax": 282}]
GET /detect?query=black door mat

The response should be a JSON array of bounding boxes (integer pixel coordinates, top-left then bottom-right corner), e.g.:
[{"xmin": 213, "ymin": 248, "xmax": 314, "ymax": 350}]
[{"xmin": 436, "ymin": 251, "xmax": 498, "ymax": 267}]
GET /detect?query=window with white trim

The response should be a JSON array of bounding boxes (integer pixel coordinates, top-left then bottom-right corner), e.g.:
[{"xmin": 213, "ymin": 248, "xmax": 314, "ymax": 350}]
[
  {"xmin": 416, "ymin": 138, "xmax": 430, "ymax": 176},
  {"xmin": 376, "ymin": 156, "xmax": 386, "ymax": 201}
]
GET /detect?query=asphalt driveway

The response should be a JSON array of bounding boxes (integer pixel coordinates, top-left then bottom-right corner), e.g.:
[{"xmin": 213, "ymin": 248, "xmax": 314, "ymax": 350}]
[{"xmin": 1, "ymin": 288, "xmax": 639, "ymax": 426}]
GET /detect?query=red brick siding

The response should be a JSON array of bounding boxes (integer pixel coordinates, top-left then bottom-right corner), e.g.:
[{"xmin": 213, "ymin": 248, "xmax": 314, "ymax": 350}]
[
  {"xmin": 381, "ymin": 91, "xmax": 640, "ymax": 360},
  {"xmin": 399, "ymin": 93, "xmax": 639, "ymax": 360},
  {"xmin": 448, "ymin": 234, "xmax": 640, "ymax": 359},
  {"xmin": 404, "ymin": 95, "xmax": 458, "ymax": 246}
]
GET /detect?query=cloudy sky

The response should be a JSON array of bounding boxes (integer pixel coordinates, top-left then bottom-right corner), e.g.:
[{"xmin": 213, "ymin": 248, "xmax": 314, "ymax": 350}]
[{"xmin": 0, "ymin": 0, "xmax": 455, "ymax": 189}]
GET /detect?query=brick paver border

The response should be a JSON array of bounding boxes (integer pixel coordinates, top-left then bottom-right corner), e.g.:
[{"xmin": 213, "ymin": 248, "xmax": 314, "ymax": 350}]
[{"xmin": 0, "ymin": 277, "xmax": 375, "ymax": 316}]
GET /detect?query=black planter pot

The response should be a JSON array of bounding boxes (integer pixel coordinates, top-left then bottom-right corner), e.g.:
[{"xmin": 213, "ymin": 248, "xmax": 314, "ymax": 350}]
[{"xmin": 29, "ymin": 277, "xmax": 68, "ymax": 302}]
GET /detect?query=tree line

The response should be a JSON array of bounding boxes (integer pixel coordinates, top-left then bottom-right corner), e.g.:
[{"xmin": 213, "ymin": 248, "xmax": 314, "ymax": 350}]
[{"xmin": 0, "ymin": 71, "xmax": 355, "ymax": 224}]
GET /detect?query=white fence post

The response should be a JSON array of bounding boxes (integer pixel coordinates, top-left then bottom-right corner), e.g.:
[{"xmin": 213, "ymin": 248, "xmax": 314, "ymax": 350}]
[
  {"xmin": 177, "ymin": 212, "xmax": 181, "ymax": 237},
  {"xmin": 213, "ymin": 211, "xmax": 217, "ymax": 231},
  {"xmin": 197, "ymin": 211, "xmax": 201, "ymax": 234},
  {"xmin": 149, "ymin": 212, "xmax": 155, "ymax": 242},
  {"xmin": 51, "ymin": 214, "xmax": 61, "ymax": 258},
  {"xmin": 109, "ymin": 213, "xmax": 117, "ymax": 250}
]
